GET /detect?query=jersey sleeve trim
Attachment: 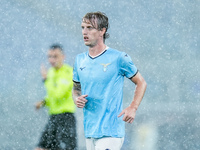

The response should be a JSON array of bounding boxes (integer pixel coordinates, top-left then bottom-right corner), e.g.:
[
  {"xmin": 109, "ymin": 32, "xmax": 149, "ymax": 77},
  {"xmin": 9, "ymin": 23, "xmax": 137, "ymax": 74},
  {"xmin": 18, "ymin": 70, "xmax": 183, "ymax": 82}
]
[
  {"xmin": 128, "ymin": 70, "xmax": 139, "ymax": 79},
  {"xmin": 73, "ymin": 80, "xmax": 80, "ymax": 83}
]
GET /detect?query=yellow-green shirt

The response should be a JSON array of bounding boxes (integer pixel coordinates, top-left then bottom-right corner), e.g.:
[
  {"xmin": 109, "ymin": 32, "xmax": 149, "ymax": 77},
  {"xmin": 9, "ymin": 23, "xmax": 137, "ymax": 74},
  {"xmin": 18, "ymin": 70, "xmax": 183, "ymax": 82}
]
[{"xmin": 44, "ymin": 64, "xmax": 75, "ymax": 115}]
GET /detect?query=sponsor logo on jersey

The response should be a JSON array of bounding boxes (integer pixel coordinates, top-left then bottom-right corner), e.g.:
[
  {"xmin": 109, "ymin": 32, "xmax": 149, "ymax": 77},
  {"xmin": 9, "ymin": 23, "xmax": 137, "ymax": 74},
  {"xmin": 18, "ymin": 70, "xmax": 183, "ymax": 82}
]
[{"xmin": 80, "ymin": 67, "xmax": 86, "ymax": 71}]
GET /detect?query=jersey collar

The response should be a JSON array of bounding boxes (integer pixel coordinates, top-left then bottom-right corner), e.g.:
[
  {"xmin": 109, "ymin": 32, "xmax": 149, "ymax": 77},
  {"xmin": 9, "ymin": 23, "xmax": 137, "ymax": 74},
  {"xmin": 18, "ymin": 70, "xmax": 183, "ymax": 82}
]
[{"xmin": 88, "ymin": 46, "xmax": 109, "ymax": 59}]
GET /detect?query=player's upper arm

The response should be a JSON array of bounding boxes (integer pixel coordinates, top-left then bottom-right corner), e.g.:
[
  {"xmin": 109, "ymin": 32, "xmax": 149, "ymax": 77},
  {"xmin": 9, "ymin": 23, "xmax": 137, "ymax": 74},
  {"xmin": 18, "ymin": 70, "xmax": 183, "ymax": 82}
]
[{"xmin": 130, "ymin": 72, "xmax": 146, "ymax": 86}]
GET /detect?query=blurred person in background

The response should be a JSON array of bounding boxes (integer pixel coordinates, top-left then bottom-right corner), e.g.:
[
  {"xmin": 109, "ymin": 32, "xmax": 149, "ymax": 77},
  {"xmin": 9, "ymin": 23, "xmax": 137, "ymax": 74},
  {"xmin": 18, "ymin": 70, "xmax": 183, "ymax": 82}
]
[
  {"xmin": 72, "ymin": 11, "xmax": 147, "ymax": 150},
  {"xmin": 35, "ymin": 44, "xmax": 77, "ymax": 150}
]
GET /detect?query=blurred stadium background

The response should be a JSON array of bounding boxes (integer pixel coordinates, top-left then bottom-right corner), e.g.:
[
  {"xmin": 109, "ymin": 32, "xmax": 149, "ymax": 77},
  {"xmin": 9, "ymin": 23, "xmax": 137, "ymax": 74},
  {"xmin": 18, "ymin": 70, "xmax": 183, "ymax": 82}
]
[{"xmin": 0, "ymin": 0, "xmax": 200, "ymax": 149}]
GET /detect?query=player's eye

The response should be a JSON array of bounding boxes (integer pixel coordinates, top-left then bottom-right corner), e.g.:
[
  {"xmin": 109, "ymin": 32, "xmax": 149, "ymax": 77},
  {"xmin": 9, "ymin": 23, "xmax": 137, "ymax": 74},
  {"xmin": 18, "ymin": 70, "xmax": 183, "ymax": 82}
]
[{"xmin": 88, "ymin": 26, "xmax": 94, "ymax": 30}]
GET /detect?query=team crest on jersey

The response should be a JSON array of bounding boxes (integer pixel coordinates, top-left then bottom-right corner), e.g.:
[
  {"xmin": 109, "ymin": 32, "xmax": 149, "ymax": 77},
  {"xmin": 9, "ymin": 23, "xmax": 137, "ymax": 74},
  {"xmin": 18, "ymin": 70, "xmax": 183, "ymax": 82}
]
[{"xmin": 100, "ymin": 63, "xmax": 111, "ymax": 72}]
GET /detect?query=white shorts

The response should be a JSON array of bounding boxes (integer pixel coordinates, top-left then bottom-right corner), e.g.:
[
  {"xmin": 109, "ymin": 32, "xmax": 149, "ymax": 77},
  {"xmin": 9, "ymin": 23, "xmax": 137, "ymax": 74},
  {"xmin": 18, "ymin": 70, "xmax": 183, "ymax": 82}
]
[{"xmin": 86, "ymin": 137, "xmax": 124, "ymax": 150}]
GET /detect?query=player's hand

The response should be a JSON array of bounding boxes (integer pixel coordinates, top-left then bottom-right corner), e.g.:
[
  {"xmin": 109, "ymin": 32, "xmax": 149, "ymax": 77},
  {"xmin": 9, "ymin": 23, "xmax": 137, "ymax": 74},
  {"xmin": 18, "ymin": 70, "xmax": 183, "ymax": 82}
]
[
  {"xmin": 35, "ymin": 101, "xmax": 45, "ymax": 110},
  {"xmin": 118, "ymin": 106, "xmax": 137, "ymax": 124},
  {"xmin": 40, "ymin": 64, "xmax": 47, "ymax": 80},
  {"xmin": 75, "ymin": 95, "xmax": 88, "ymax": 108}
]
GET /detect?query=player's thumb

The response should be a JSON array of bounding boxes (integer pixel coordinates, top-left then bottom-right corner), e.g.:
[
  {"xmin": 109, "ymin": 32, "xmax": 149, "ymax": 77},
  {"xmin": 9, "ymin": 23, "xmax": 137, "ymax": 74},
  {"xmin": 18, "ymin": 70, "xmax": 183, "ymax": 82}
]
[
  {"xmin": 118, "ymin": 111, "xmax": 124, "ymax": 118},
  {"xmin": 82, "ymin": 94, "xmax": 88, "ymax": 98}
]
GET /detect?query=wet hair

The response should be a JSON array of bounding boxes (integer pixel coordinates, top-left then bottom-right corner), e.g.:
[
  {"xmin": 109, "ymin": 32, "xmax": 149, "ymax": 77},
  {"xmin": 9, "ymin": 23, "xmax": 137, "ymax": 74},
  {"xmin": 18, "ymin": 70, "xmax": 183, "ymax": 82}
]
[
  {"xmin": 82, "ymin": 11, "xmax": 110, "ymax": 41},
  {"xmin": 49, "ymin": 44, "xmax": 64, "ymax": 54}
]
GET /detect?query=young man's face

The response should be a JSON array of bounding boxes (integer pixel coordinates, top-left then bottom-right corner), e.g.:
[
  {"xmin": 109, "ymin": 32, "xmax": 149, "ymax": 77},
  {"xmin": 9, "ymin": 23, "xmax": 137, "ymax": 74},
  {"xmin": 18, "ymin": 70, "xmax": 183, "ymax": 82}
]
[
  {"xmin": 81, "ymin": 19, "xmax": 102, "ymax": 47},
  {"xmin": 48, "ymin": 48, "xmax": 64, "ymax": 69}
]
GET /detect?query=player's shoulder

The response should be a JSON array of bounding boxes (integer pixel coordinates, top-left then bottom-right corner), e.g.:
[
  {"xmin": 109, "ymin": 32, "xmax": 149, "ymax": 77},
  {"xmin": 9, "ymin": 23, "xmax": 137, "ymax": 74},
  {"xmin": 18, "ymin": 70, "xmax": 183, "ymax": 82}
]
[
  {"xmin": 107, "ymin": 47, "xmax": 133, "ymax": 63},
  {"xmin": 47, "ymin": 67, "xmax": 55, "ymax": 77},
  {"xmin": 63, "ymin": 64, "xmax": 72, "ymax": 69},
  {"xmin": 48, "ymin": 67, "xmax": 55, "ymax": 72},
  {"xmin": 76, "ymin": 51, "xmax": 88, "ymax": 59},
  {"xmin": 62, "ymin": 64, "xmax": 73, "ymax": 73},
  {"xmin": 107, "ymin": 47, "xmax": 126, "ymax": 57}
]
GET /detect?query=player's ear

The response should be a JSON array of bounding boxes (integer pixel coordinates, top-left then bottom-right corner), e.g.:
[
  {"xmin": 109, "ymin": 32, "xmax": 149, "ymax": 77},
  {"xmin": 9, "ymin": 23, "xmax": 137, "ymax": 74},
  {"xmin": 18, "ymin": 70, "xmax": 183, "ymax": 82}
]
[{"xmin": 100, "ymin": 28, "xmax": 106, "ymax": 36}]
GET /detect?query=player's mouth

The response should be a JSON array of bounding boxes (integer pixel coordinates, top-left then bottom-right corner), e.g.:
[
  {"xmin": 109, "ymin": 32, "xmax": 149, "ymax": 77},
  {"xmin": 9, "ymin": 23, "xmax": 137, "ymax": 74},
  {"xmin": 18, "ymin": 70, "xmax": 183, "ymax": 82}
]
[{"xmin": 84, "ymin": 36, "xmax": 89, "ymax": 41}]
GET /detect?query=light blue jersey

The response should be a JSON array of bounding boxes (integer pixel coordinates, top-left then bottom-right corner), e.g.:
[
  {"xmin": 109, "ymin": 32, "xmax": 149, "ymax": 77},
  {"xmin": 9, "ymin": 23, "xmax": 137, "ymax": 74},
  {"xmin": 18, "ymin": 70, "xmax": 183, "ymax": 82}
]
[{"xmin": 73, "ymin": 47, "xmax": 138, "ymax": 138}]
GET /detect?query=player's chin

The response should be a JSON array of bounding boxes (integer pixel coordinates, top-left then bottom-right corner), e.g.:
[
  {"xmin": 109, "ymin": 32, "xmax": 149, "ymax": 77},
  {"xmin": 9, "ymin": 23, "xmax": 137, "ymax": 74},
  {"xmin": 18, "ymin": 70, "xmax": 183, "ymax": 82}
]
[{"xmin": 84, "ymin": 42, "xmax": 92, "ymax": 46}]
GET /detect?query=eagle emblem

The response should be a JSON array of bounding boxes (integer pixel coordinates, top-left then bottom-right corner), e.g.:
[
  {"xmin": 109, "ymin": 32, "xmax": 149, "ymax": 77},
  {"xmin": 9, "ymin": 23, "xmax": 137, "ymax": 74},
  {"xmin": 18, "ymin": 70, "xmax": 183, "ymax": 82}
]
[{"xmin": 100, "ymin": 63, "xmax": 111, "ymax": 72}]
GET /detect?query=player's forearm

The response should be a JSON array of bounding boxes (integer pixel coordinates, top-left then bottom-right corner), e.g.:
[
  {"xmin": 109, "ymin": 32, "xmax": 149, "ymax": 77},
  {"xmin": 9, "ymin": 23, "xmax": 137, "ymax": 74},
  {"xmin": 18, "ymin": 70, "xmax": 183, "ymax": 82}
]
[
  {"xmin": 72, "ymin": 81, "xmax": 82, "ymax": 103},
  {"xmin": 36, "ymin": 99, "xmax": 46, "ymax": 109},
  {"xmin": 130, "ymin": 79, "xmax": 147, "ymax": 110},
  {"xmin": 72, "ymin": 89, "xmax": 81, "ymax": 98}
]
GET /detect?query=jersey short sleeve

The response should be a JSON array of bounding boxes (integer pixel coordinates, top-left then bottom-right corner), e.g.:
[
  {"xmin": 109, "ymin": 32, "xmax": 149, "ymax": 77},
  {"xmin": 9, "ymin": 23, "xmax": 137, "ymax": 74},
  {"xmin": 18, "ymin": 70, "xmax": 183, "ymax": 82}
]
[
  {"xmin": 119, "ymin": 52, "xmax": 138, "ymax": 78},
  {"xmin": 73, "ymin": 56, "xmax": 80, "ymax": 82}
]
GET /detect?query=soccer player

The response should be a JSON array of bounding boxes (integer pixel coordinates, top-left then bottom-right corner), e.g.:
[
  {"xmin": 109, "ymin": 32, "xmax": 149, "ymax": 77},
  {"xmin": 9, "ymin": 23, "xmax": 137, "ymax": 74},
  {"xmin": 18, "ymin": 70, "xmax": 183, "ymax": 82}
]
[
  {"xmin": 73, "ymin": 12, "xmax": 147, "ymax": 150},
  {"xmin": 35, "ymin": 44, "xmax": 77, "ymax": 150}
]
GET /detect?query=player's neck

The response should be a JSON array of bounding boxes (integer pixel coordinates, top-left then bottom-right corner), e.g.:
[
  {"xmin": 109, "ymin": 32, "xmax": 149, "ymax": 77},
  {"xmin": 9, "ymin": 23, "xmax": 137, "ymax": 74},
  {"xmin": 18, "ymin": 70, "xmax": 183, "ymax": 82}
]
[{"xmin": 89, "ymin": 43, "xmax": 106, "ymax": 58}]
